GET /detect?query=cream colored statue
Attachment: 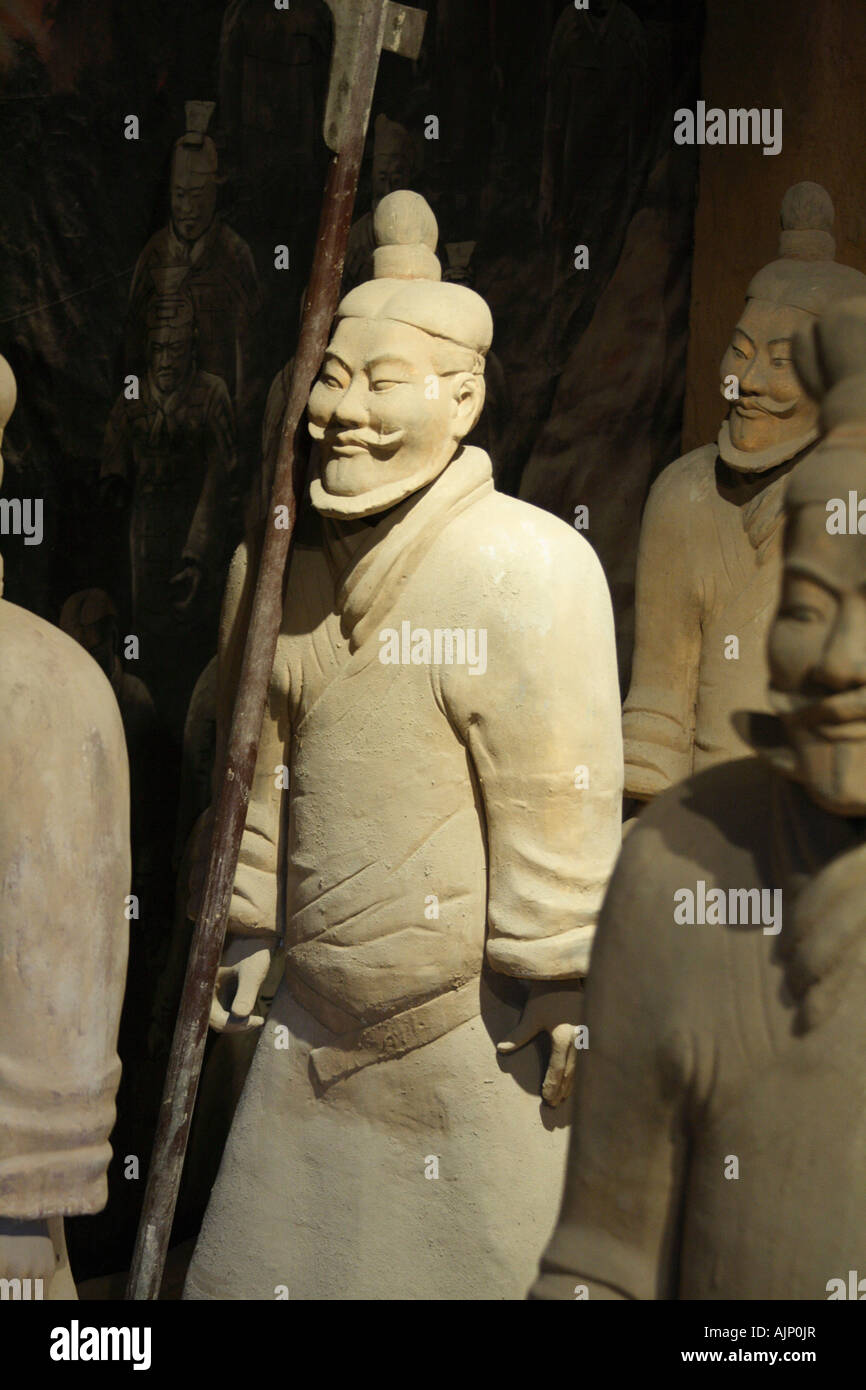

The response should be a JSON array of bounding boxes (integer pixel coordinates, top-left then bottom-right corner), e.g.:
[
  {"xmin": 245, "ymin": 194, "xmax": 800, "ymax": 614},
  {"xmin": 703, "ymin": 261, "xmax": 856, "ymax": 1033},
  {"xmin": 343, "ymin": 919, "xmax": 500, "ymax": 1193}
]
[
  {"xmin": 623, "ymin": 183, "xmax": 866, "ymax": 801},
  {"xmin": 532, "ymin": 295, "xmax": 866, "ymax": 1300},
  {"xmin": 0, "ymin": 356, "xmax": 130, "ymax": 1298},
  {"xmin": 184, "ymin": 191, "xmax": 623, "ymax": 1301}
]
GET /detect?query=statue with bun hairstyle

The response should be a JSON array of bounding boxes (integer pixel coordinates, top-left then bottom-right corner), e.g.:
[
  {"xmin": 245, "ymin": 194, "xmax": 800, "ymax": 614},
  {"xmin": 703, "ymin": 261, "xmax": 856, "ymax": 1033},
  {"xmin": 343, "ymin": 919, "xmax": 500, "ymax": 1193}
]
[
  {"xmin": 623, "ymin": 182, "xmax": 866, "ymax": 806},
  {"xmin": 533, "ymin": 293, "xmax": 866, "ymax": 1301},
  {"xmin": 183, "ymin": 191, "xmax": 624, "ymax": 1301}
]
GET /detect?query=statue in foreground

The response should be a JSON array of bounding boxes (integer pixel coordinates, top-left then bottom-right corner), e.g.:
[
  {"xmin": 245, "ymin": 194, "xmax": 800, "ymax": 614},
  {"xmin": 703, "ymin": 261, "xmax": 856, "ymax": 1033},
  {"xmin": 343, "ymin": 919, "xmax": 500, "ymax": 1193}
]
[
  {"xmin": 183, "ymin": 191, "xmax": 623, "ymax": 1300},
  {"xmin": 0, "ymin": 356, "xmax": 130, "ymax": 1298},
  {"xmin": 532, "ymin": 296, "xmax": 866, "ymax": 1300}
]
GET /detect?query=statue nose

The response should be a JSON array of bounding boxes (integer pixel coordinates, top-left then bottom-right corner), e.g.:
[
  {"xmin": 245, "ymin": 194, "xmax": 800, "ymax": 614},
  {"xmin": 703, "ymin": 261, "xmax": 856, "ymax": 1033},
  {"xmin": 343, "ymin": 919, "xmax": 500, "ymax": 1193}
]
[{"xmin": 814, "ymin": 602, "xmax": 866, "ymax": 689}]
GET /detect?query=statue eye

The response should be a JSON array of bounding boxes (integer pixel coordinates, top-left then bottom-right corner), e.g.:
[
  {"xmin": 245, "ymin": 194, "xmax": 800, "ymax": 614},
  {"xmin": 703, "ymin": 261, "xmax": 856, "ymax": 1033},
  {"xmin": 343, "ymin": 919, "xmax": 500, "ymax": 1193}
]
[
  {"xmin": 780, "ymin": 603, "xmax": 822, "ymax": 624},
  {"xmin": 731, "ymin": 345, "xmax": 746, "ymax": 360},
  {"xmin": 370, "ymin": 379, "xmax": 400, "ymax": 392},
  {"xmin": 771, "ymin": 358, "xmax": 792, "ymax": 369},
  {"xmin": 320, "ymin": 373, "xmax": 344, "ymax": 389}
]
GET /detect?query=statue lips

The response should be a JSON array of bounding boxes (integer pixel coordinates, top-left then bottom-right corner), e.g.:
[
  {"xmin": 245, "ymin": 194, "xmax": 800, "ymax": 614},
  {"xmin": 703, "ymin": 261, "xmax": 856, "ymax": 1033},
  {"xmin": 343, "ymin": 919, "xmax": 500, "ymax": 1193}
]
[{"xmin": 770, "ymin": 687, "xmax": 866, "ymax": 742}]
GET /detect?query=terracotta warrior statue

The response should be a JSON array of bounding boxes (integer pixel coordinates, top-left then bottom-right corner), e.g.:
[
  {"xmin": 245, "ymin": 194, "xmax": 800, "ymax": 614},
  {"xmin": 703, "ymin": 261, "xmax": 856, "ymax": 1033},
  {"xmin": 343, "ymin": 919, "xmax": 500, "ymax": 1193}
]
[
  {"xmin": 0, "ymin": 356, "xmax": 130, "ymax": 1298},
  {"xmin": 183, "ymin": 191, "xmax": 623, "ymax": 1301},
  {"xmin": 532, "ymin": 294, "xmax": 866, "ymax": 1300},
  {"xmin": 623, "ymin": 183, "xmax": 866, "ymax": 803},
  {"xmin": 103, "ymin": 268, "xmax": 238, "ymax": 738},
  {"xmin": 128, "ymin": 101, "xmax": 261, "ymax": 439}
]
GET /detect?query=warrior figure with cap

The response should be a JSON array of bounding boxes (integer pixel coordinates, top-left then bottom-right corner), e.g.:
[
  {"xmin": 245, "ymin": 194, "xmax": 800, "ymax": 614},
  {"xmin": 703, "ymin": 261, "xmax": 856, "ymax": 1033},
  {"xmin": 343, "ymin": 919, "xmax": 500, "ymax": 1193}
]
[
  {"xmin": 0, "ymin": 357, "xmax": 130, "ymax": 1297},
  {"xmin": 128, "ymin": 102, "xmax": 261, "ymax": 442},
  {"xmin": 623, "ymin": 183, "xmax": 866, "ymax": 803},
  {"xmin": 102, "ymin": 269, "xmax": 237, "ymax": 738},
  {"xmin": 532, "ymin": 295, "xmax": 866, "ymax": 1300},
  {"xmin": 183, "ymin": 191, "xmax": 623, "ymax": 1301}
]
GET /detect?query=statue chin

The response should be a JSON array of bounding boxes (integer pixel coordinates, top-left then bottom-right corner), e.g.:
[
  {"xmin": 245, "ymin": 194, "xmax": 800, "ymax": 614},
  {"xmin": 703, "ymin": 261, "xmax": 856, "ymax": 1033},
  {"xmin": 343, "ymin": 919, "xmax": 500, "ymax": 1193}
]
[
  {"xmin": 794, "ymin": 739, "xmax": 866, "ymax": 817},
  {"xmin": 311, "ymin": 447, "xmax": 456, "ymax": 519},
  {"xmin": 717, "ymin": 418, "xmax": 819, "ymax": 475}
]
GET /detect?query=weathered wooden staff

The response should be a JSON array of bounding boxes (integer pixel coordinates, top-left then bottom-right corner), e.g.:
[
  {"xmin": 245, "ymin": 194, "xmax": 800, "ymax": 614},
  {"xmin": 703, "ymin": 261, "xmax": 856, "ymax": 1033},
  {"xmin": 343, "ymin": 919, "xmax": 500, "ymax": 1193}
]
[{"xmin": 127, "ymin": 0, "xmax": 426, "ymax": 1301}]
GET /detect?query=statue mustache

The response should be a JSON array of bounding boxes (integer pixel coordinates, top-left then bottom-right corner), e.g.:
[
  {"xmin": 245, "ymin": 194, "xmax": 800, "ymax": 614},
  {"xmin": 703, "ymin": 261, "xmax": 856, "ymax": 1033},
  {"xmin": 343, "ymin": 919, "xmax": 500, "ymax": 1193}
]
[
  {"xmin": 770, "ymin": 685, "xmax": 866, "ymax": 727},
  {"xmin": 735, "ymin": 394, "xmax": 799, "ymax": 417},
  {"xmin": 309, "ymin": 422, "xmax": 405, "ymax": 450}
]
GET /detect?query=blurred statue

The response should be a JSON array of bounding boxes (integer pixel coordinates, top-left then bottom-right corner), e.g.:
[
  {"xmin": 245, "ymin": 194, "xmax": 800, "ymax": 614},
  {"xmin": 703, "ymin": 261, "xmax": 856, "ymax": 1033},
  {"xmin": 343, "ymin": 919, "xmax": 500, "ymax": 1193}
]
[
  {"xmin": 533, "ymin": 295, "xmax": 866, "ymax": 1300},
  {"xmin": 103, "ymin": 269, "xmax": 238, "ymax": 737},
  {"xmin": 0, "ymin": 356, "xmax": 129, "ymax": 1299},
  {"xmin": 343, "ymin": 115, "xmax": 417, "ymax": 291},
  {"xmin": 539, "ymin": 0, "xmax": 648, "ymax": 291},
  {"xmin": 623, "ymin": 184, "xmax": 866, "ymax": 803},
  {"xmin": 128, "ymin": 101, "xmax": 261, "ymax": 441}
]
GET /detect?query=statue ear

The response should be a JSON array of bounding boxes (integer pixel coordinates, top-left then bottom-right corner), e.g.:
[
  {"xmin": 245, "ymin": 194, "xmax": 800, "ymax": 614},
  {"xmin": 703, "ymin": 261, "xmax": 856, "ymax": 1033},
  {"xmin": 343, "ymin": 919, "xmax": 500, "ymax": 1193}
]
[
  {"xmin": 792, "ymin": 320, "xmax": 824, "ymax": 401},
  {"xmin": 452, "ymin": 373, "xmax": 486, "ymax": 440}
]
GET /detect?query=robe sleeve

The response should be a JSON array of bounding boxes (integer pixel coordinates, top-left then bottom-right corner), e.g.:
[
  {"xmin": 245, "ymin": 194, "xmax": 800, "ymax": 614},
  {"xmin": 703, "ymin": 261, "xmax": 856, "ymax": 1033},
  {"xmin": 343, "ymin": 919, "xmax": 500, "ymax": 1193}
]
[
  {"xmin": 530, "ymin": 820, "xmax": 691, "ymax": 1300},
  {"xmin": 441, "ymin": 519, "xmax": 623, "ymax": 980},
  {"xmin": 622, "ymin": 456, "xmax": 705, "ymax": 800},
  {"xmin": 212, "ymin": 529, "xmax": 286, "ymax": 943},
  {"xmin": 0, "ymin": 621, "xmax": 130, "ymax": 1219}
]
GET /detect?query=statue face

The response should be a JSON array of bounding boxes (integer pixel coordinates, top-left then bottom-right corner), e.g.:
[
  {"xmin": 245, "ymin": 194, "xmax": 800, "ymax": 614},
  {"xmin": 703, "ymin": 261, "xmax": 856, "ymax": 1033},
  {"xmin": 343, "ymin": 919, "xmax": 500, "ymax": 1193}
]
[
  {"xmin": 148, "ymin": 324, "xmax": 194, "ymax": 395},
  {"xmin": 170, "ymin": 163, "xmax": 217, "ymax": 243},
  {"xmin": 720, "ymin": 300, "xmax": 819, "ymax": 454},
  {"xmin": 308, "ymin": 317, "xmax": 481, "ymax": 507},
  {"xmin": 768, "ymin": 503, "xmax": 866, "ymax": 815},
  {"xmin": 371, "ymin": 151, "xmax": 411, "ymax": 208}
]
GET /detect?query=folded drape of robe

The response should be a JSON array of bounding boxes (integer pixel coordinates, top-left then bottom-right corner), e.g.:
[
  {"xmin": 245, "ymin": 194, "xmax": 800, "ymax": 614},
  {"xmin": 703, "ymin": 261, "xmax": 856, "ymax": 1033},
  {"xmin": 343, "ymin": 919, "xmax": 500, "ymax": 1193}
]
[{"xmin": 217, "ymin": 445, "xmax": 623, "ymax": 1041}]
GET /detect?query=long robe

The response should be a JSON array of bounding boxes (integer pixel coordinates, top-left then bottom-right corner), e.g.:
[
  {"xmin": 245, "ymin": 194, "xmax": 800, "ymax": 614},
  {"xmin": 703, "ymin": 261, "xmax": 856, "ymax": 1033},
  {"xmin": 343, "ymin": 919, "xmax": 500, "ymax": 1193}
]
[
  {"xmin": 532, "ymin": 752, "xmax": 866, "ymax": 1299},
  {"xmin": 623, "ymin": 442, "xmax": 803, "ymax": 798},
  {"xmin": 0, "ymin": 600, "xmax": 129, "ymax": 1296},
  {"xmin": 184, "ymin": 445, "xmax": 623, "ymax": 1299}
]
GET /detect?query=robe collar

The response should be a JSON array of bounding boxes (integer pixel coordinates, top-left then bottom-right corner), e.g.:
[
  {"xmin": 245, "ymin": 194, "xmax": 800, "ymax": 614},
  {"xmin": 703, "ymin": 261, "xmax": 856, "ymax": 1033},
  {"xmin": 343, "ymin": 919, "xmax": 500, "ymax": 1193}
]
[
  {"xmin": 715, "ymin": 426, "xmax": 819, "ymax": 559},
  {"xmin": 322, "ymin": 445, "xmax": 494, "ymax": 652}
]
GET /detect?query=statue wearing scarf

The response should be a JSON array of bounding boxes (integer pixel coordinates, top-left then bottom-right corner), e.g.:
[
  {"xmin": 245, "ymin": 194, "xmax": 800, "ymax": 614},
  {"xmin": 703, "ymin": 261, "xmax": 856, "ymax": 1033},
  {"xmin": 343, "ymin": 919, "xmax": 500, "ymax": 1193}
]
[
  {"xmin": 183, "ymin": 192, "xmax": 623, "ymax": 1300},
  {"xmin": 533, "ymin": 295, "xmax": 866, "ymax": 1299},
  {"xmin": 0, "ymin": 357, "xmax": 129, "ymax": 1297},
  {"xmin": 624, "ymin": 183, "xmax": 866, "ymax": 802}
]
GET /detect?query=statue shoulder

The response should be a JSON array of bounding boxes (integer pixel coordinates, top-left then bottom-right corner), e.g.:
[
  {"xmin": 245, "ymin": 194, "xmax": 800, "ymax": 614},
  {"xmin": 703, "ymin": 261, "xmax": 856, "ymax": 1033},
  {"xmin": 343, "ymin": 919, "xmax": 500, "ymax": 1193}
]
[
  {"xmin": 472, "ymin": 489, "xmax": 607, "ymax": 589},
  {"xmin": 613, "ymin": 758, "xmax": 776, "ymax": 927},
  {"xmin": 639, "ymin": 443, "xmax": 720, "ymax": 546},
  {"xmin": 0, "ymin": 600, "xmax": 125, "ymax": 750},
  {"xmin": 647, "ymin": 443, "xmax": 719, "ymax": 506}
]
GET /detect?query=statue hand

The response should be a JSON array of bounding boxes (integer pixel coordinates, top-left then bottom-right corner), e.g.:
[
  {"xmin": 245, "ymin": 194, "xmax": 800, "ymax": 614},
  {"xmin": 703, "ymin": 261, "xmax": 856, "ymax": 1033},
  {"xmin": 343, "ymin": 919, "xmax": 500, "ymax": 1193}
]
[
  {"xmin": 497, "ymin": 980, "xmax": 584, "ymax": 1107},
  {"xmin": 210, "ymin": 937, "xmax": 272, "ymax": 1034},
  {"xmin": 170, "ymin": 561, "xmax": 203, "ymax": 613},
  {"xmin": 0, "ymin": 1218, "xmax": 56, "ymax": 1282}
]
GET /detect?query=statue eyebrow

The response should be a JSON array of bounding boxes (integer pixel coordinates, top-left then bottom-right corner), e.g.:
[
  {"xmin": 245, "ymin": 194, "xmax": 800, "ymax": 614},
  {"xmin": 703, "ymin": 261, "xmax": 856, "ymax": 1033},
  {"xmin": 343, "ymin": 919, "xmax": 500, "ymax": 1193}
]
[
  {"xmin": 785, "ymin": 559, "xmax": 840, "ymax": 593},
  {"xmin": 732, "ymin": 327, "xmax": 756, "ymax": 347},
  {"xmin": 768, "ymin": 338, "xmax": 793, "ymax": 349},
  {"xmin": 366, "ymin": 355, "xmax": 414, "ymax": 372},
  {"xmin": 321, "ymin": 352, "xmax": 351, "ymax": 372}
]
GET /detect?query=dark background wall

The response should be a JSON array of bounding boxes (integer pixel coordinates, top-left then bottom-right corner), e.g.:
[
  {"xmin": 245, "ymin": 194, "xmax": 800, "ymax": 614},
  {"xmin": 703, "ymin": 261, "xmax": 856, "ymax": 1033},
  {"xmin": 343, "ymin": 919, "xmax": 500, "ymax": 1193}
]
[{"xmin": 684, "ymin": 0, "xmax": 866, "ymax": 452}]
